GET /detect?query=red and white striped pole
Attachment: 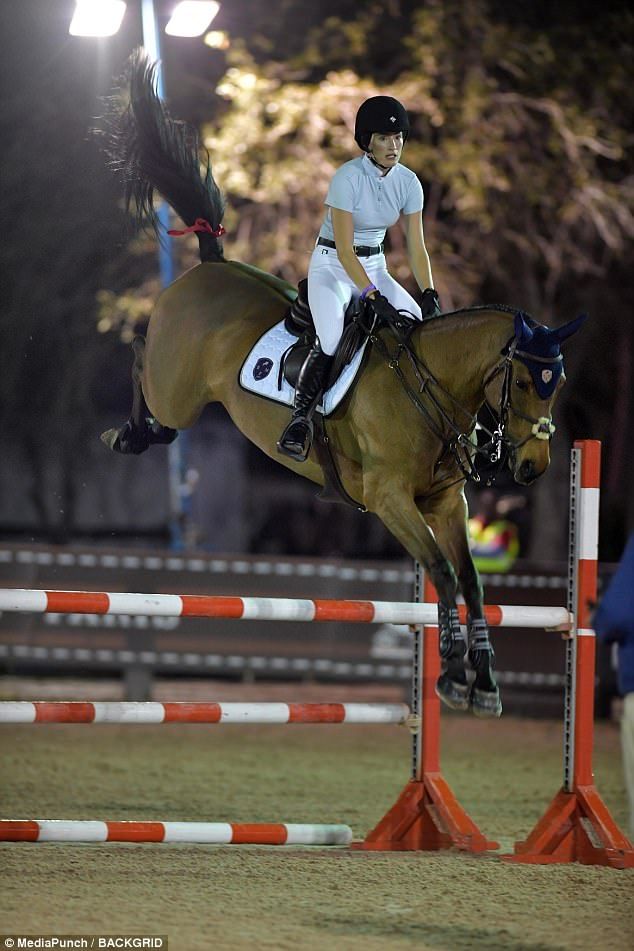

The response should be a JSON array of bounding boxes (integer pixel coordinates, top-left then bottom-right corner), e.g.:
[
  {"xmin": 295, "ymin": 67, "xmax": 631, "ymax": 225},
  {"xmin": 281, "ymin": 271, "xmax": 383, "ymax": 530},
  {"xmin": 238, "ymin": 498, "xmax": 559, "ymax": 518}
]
[
  {"xmin": 409, "ymin": 565, "xmax": 440, "ymax": 780},
  {"xmin": 568, "ymin": 438, "xmax": 601, "ymax": 789},
  {"xmin": 0, "ymin": 701, "xmax": 409, "ymax": 725},
  {"xmin": 0, "ymin": 590, "xmax": 569, "ymax": 627},
  {"xmin": 509, "ymin": 440, "xmax": 634, "ymax": 867},
  {"xmin": 419, "ymin": 572, "xmax": 441, "ymax": 778},
  {"xmin": 0, "ymin": 820, "xmax": 352, "ymax": 845}
]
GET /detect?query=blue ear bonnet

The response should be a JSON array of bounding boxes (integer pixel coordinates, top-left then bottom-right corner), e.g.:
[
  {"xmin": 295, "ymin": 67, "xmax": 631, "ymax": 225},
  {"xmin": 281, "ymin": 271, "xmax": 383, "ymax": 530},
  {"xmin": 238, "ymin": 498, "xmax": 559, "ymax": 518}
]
[{"xmin": 510, "ymin": 312, "xmax": 588, "ymax": 398}]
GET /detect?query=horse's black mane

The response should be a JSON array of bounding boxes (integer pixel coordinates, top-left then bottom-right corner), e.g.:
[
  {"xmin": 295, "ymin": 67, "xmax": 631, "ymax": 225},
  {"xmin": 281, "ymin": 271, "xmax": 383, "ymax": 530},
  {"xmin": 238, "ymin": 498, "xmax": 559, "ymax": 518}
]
[{"xmin": 423, "ymin": 303, "xmax": 539, "ymax": 329}]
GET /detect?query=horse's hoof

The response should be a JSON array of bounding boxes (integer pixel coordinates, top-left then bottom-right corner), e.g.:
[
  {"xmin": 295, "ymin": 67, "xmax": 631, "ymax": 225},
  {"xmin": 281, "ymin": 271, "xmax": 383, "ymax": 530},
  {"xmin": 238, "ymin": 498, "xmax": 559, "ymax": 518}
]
[
  {"xmin": 147, "ymin": 418, "xmax": 178, "ymax": 445},
  {"xmin": 470, "ymin": 686, "xmax": 503, "ymax": 718},
  {"xmin": 100, "ymin": 428, "xmax": 124, "ymax": 452},
  {"xmin": 100, "ymin": 424, "xmax": 149, "ymax": 455},
  {"xmin": 435, "ymin": 673, "xmax": 470, "ymax": 711}
]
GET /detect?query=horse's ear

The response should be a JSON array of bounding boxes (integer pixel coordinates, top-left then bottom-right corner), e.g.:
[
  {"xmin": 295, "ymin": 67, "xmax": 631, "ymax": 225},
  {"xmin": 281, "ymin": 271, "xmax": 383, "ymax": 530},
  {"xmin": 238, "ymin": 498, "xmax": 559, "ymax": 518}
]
[
  {"xmin": 552, "ymin": 313, "xmax": 588, "ymax": 343},
  {"xmin": 514, "ymin": 312, "xmax": 533, "ymax": 344}
]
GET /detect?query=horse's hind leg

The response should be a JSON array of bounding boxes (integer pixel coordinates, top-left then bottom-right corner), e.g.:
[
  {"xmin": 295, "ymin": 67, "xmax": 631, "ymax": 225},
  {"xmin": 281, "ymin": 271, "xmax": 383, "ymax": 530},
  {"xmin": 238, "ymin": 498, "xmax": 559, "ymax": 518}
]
[
  {"xmin": 101, "ymin": 336, "xmax": 178, "ymax": 455},
  {"xmin": 130, "ymin": 337, "xmax": 179, "ymax": 446},
  {"xmin": 425, "ymin": 491, "xmax": 502, "ymax": 718}
]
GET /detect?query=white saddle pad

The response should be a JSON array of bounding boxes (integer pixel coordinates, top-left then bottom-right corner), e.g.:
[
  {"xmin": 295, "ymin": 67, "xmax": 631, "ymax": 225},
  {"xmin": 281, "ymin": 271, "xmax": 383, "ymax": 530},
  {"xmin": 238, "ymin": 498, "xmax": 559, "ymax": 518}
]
[{"xmin": 239, "ymin": 319, "xmax": 369, "ymax": 416}]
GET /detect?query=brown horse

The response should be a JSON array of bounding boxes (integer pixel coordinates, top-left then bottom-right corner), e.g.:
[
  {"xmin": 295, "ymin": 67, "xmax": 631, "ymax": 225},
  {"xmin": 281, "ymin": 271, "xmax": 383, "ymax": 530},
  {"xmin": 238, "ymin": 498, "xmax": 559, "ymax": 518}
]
[{"xmin": 102, "ymin": 52, "xmax": 586, "ymax": 717}]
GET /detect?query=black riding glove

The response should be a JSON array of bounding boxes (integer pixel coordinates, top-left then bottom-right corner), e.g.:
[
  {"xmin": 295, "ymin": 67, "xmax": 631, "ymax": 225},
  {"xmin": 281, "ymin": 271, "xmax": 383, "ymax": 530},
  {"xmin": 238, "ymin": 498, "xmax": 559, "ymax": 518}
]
[
  {"xmin": 421, "ymin": 288, "xmax": 441, "ymax": 318},
  {"xmin": 368, "ymin": 292, "xmax": 401, "ymax": 324}
]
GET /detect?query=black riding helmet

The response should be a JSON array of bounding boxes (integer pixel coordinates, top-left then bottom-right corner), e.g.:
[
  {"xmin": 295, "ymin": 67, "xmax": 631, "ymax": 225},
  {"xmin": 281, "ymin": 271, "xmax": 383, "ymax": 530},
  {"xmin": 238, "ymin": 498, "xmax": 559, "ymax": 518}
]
[{"xmin": 354, "ymin": 96, "xmax": 410, "ymax": 152}]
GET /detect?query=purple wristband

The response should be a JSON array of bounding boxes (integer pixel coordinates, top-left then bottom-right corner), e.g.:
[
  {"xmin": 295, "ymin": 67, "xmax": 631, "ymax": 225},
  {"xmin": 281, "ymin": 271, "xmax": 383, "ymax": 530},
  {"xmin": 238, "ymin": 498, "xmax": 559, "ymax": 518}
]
[{"xmin": 360, "ymin": 284, "xmax": 377, "ymax": 300}]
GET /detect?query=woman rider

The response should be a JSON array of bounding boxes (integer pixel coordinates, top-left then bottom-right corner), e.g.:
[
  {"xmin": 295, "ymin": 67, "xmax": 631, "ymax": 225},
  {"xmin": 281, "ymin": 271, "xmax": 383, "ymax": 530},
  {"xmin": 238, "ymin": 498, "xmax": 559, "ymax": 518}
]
[{"xmin": 277, "ymin": 95, "xmax": 440, "ymax": 462}]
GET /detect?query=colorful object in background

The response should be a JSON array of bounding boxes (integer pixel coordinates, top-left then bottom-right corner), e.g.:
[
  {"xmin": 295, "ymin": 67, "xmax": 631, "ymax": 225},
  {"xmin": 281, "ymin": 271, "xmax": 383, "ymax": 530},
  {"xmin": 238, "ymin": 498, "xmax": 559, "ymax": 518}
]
[{"xmin": 468, "ymin": 514, "xmax": 519, "ymax": 573}]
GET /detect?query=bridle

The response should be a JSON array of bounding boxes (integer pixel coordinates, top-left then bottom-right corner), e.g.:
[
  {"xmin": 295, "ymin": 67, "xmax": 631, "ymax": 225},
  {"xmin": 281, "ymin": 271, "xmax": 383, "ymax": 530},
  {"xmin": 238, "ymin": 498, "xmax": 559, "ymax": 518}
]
[
  {"xmin": 369, "ymin": 316, "xmax": 559, "ymax": 486},
  {"xmin": 481, "ymin": 341, "xmax": 558, "ymax": 475}
]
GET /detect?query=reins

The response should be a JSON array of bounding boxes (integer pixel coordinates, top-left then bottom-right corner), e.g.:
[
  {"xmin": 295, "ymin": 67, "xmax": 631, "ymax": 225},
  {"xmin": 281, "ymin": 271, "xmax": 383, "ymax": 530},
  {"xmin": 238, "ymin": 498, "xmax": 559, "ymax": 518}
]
[{"xmin": 369, "ymin": 313, "xmax": 556, "ymax": 487}]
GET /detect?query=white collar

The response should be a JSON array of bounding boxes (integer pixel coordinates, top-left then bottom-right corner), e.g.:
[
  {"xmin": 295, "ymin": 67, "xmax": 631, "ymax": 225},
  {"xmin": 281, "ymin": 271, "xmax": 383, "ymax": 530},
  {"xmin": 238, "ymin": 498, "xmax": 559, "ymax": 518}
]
[{"xmin": 362, "ymin": 152, "xmax": 395, "ymax": 179}]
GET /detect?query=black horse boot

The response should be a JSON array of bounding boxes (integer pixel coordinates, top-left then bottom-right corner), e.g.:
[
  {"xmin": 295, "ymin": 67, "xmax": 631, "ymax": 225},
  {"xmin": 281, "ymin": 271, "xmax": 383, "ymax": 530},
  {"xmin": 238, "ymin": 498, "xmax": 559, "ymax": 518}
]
[
  {"xmin": 467, "ymin": 617, "xmax": 502, "ymax": 718},
  {"xmin": 435, "ymin": 602, "xmax": 470, "ymax": 710},
  {"xmin": 277, "ymin": 346, "xmax": 333, "ymax": 462}
]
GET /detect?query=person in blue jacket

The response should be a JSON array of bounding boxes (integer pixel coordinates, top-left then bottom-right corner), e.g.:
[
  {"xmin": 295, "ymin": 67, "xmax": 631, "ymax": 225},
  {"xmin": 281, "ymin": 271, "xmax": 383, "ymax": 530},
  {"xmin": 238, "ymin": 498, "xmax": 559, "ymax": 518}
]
[
  {"xmin": 277, "ymin": 95, "xmax": 440, "ymax": 462},
  {"xmin": 594, "ymin": 533, "xmax": 634, "ymax": 840}
]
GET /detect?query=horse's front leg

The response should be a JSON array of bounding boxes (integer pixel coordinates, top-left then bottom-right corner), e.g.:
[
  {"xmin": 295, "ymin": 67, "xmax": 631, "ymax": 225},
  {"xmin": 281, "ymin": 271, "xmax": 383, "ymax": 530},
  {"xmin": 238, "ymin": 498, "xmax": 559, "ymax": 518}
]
[
  {"xmin": 424, "ymin": 489, "xmax": 502, "ymax": 718},
  {"xmin": 363, "ymin": 474, "xmax": 469, "ymax": 712}
]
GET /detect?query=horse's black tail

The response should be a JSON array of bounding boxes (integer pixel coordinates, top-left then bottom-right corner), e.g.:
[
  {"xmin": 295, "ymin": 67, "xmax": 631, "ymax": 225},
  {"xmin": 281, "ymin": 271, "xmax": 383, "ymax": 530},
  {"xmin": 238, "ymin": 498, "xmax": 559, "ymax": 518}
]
[{"xmin": 102, "ymin": 48, "xmax": 225, "ymax": 263}]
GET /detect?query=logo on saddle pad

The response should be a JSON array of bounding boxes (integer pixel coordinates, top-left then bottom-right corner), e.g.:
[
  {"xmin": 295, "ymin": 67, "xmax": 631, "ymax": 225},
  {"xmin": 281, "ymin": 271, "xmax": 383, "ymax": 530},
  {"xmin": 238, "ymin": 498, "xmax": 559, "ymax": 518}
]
[
  {"xmin": 253, "ymin": 357, "xmax": 273, "ymax": 381},
  {"xmin": 541, "ymin": 369, "xmax": 553, "ymax": 384}
]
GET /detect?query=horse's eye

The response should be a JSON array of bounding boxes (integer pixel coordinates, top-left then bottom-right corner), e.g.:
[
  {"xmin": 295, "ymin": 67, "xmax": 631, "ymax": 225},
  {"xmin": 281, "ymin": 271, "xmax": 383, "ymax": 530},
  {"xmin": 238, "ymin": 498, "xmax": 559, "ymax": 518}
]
[{"xmin": 515, "ymin": 378, "xmax": 530, "ymax": 391}]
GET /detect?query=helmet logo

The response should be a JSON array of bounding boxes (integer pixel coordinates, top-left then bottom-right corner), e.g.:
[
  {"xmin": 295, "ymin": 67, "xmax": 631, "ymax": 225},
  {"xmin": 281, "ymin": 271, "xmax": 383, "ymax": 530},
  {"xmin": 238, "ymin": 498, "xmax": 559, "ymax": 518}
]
[{"xmin": 389, "ymin": 116, "xmax": 396, "ymax": 122}]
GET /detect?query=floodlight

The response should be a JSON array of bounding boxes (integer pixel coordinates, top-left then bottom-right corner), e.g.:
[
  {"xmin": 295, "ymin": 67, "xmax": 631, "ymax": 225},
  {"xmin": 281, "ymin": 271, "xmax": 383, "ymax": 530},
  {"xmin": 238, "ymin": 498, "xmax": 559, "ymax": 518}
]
[
  {"xmin": 69, "ymin": 0, "xmax": 127, "ymax": 37},
  {"xmin": 203, "ymin": 30, "xmax": 229, "ymax": 50},
  {"xmin": 165, "ymin": 1, "xmax": 219, "ymax": 37}
]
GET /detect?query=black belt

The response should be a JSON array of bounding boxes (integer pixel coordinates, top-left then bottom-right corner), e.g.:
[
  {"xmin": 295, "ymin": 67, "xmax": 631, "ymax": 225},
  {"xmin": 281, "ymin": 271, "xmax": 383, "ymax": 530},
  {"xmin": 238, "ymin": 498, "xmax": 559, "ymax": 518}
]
[{"xmin": 317, "ymin": 237, "xmax": 384, "ymax": 257}]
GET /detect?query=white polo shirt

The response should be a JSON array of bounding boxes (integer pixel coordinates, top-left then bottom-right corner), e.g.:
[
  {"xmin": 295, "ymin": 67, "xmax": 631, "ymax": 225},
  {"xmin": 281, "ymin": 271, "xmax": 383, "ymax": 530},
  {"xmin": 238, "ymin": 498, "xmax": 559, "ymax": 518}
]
[{"xmin": 318, "ymin": 153, "xmax": 424, "ymax": 246}]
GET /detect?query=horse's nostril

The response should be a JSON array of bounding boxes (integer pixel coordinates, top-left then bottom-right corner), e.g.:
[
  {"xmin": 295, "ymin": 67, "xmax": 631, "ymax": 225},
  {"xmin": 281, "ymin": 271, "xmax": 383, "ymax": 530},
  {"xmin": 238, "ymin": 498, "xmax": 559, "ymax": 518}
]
[{"xmin": 519, "ymin": 459, "xmax": 536, "ymax": 481}]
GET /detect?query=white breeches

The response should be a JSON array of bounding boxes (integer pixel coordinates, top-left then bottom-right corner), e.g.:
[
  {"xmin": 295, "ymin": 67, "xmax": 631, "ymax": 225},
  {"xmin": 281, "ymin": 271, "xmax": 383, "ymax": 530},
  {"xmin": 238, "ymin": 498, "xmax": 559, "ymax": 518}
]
[{"xmin": 307, "ymin": 246, "xmax": 422, "ymax": 356}]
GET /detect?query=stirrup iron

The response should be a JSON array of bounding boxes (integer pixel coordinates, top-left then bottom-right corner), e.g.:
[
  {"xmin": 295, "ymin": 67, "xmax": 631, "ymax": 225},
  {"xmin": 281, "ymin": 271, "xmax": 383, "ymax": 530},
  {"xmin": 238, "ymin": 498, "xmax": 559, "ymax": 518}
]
[{"xmin": 277, "ymin": 417, "xmax": 314, "ymax": 462}]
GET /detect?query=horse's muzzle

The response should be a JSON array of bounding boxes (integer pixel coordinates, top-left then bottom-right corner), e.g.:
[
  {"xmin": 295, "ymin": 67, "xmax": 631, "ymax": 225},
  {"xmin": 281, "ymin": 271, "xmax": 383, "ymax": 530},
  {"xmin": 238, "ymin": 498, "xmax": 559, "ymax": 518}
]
[{"xmin": 515, "ymin": 458, "xmax": 539, "ymax": 484}]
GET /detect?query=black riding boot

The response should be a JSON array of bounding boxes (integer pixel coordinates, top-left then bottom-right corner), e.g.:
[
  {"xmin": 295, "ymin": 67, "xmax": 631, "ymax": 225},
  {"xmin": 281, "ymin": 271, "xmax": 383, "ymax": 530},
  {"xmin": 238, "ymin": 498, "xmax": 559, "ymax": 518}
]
[{"xmin": 277, "ymin": 346, "xmax": 333, "ymax": 462}]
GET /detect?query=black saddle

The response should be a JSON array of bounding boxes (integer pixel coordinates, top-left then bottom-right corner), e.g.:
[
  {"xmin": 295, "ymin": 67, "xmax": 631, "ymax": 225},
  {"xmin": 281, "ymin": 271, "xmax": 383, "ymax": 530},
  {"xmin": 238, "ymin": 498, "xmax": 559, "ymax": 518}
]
[{"xmin": 280, "ymin": 279, "xmax": 373, "ymax": 390}]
